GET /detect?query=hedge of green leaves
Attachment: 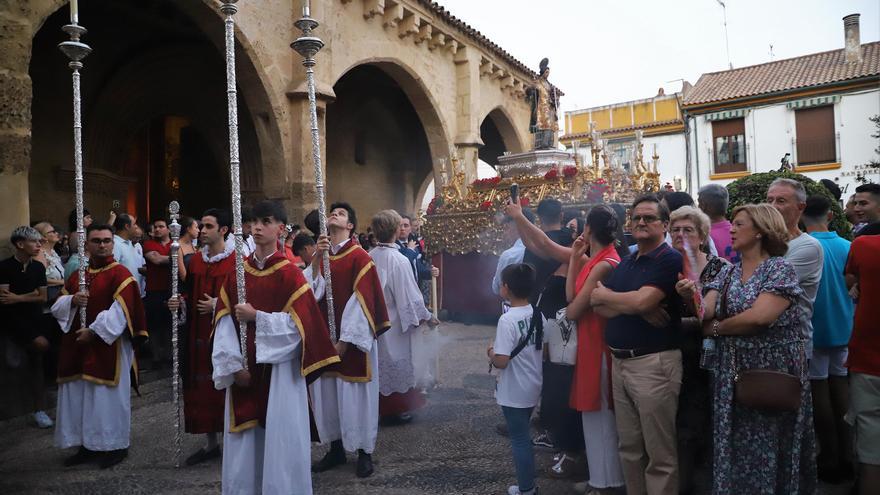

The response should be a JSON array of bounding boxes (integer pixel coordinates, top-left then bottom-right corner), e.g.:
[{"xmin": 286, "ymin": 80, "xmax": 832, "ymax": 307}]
[{"xmin": 725, "ymin": 171, "xmax": 851, "ymax": 239}]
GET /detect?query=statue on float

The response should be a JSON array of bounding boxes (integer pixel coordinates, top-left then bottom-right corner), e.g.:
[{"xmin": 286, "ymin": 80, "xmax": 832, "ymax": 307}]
[{"xmin": 526, "ymin": 58, "xmax": 559, "ymax": 150}]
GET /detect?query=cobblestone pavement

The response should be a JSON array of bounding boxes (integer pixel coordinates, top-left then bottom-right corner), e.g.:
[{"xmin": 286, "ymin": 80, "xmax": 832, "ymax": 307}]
[{"xmin": 0, "ymin": 322, "xmax": 852, "ymax": 494}]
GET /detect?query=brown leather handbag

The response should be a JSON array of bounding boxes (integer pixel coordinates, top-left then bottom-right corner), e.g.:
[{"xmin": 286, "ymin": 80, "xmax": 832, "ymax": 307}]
[{"xmin": 719, "ymin": 271, "xmax": 802, "ymax": 413}]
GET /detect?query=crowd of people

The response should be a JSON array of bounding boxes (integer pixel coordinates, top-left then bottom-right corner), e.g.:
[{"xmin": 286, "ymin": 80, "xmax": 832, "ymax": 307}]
[
  {"xmin": 486, "ymin": 181, "xmax": 880, "ymax": 495},
  {"xmin": 0, "ymin": 180, "xmax": 878, "ymax": 494}
]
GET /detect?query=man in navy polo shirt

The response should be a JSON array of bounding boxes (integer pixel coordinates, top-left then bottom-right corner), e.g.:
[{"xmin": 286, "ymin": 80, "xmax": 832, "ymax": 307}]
[{"xmin": 591, "ymin": 194, "xmax": 683, "ymax": 495}]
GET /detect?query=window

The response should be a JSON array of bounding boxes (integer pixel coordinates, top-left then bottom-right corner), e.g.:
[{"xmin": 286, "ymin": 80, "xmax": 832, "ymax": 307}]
[
  {"xmin": 712, "ymin": 118, "xmax": 746, "ymax": 174},
  {"xmin": 795, "ymin": 105, "xmax": 835, "ymax": 165},
  {"xmin": 608, "ymin": 141, "xmax": 634, "ymax": 171}
]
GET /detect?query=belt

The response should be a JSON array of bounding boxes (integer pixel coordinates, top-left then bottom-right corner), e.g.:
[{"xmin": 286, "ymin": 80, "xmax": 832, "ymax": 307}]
[{"xmin": 609, "ymin": 345, "xmax": 674, "ymax": 359}]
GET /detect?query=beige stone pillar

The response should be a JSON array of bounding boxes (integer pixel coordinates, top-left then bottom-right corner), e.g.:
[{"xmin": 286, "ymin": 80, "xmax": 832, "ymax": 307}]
[
  {"xmin": 284, "ymin": 90, "xmax": 332, "ymax": 225},
  {"xmin": 0, "ymin": 10, "xmax": 35, "ymax": 257},
  {"xmin": 453, "ymin": 45, "xmax": 482, "ymax": 184}
]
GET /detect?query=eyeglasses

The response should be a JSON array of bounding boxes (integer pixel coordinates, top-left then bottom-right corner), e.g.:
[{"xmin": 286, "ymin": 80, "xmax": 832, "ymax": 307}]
[
  {"xmin": 670, "ymin": 226, "xmax": 696, "ymax": 234},
  {"xmin": 631, "ymin": 215, "xmax": 661, "ymax": 224},
  {"xmin": 89, "ymin": 238, "xmax": 113, "ymax": 245}
]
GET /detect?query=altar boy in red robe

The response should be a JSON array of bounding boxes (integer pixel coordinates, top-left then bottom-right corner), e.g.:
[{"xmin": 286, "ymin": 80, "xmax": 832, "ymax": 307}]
[
  {"xmin": 51, "ymin": 224, "xmax": 148, "ymax": 469},
  {"xmin": 309, "ymin": 202, "xmax": 391, "ymax": 478},
  {"xmin": 212, "ymin": 200, "xmax": 339, "ymax": 495},
  {"xmin": 168, "ymin": 208, "xmax": 235, "ymax": 465}
]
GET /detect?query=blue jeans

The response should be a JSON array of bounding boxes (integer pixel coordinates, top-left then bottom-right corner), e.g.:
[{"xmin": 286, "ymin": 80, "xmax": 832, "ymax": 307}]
[{"xmin": 502, "ymin": 405, "xmax": 535, "ymax": 492}]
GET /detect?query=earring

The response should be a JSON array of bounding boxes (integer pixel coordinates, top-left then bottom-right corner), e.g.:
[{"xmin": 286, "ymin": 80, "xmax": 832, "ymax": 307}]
[{"xmin": 756, "ymin": 234, "xmax": 762, "ymax": 239}]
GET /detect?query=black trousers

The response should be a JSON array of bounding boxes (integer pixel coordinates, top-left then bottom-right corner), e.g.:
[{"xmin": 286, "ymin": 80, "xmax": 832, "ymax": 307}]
[
  {"xmin": 540, "ymin": 361, "xmax": 585, "ymax": 452},
  {"xmin": 145, "ymin": 290, "xmax": 171, "ymax": 362}
]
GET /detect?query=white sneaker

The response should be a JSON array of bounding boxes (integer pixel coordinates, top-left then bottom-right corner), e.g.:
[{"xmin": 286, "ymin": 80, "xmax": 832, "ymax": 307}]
[
  {"xmin": 508, "ymin": 486, "xmax": 537, "ymax": 495},
  {"xmin": 33, "ymin": 411, "xmax": 54, "ymax": 429}
]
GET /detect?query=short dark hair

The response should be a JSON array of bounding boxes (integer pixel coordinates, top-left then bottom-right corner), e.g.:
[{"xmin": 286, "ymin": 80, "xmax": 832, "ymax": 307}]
[
  {"xmin": 804, "ymin": 195, "xmax": 832, "ymax": 219},
  {"xmin": 202, "ymin": 208, "xmax": 231, "ymax": 231},
  {"xmin": 330, "ymin": 201, "xmax": 357, "ymax": 233},
  {"xmin": 501, "ymin": 263, "xmax": 536, "ymax": 299},
  {"xmin": 153, "ymin": 218, "xmax": 168, "ymax": 227},
  {"xmin": 820, "ymin": 179, "xmax": 842, "ymax": 201},
  {"xmin": 112, "ymin": 213, "xmax": 133, "ymax": 233},
  {"xmin": 241, "ymin": 206, "xmax": 256, "ymax": 223},
  {"xmin": 855, "ymin": 183, "xmax": 880, "ymax": 198},
  {"xmin": 252, "ymin": 200, "xmax": 288, "ymax": 224},
  {"xmin": 291, "ymin": 233, "xmax": 315, "ymax": 255},
  {"xmin": 536, "ymin": 198, "xmax": 563, "ymax": 225},
  {"xmin": 68, "ymin": 208, "xmax": 91, "ymax": 232},
  {"xmin": 304, "ymin": 209, "xmax": 320, "ymax": 236},
  {"xmin": 86, "ymin": 223, "xmax": 114, "ymax": 237},
  {"xmin": 400, "ymin": 213, "xmax": 413, "ymax": 222},
  {"xmin": 632, "ymin": 194, "xmax": 669, "ymax": 222},
  {"xmin": 663, "ymin": 191, "xmax": 695, "ymax": 213}
]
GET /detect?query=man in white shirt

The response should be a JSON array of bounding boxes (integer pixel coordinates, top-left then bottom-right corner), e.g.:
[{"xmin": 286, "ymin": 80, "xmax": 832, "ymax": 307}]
[
  {"xmin": 766, "ymin": 178, "xmax": 824, "ymax": 357},
  {"xmin": 111, "ymin": 214, "xmax": 142, "ymax": 282}
]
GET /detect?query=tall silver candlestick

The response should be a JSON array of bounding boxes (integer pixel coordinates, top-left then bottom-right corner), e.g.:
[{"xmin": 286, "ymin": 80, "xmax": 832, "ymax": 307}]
[
  {"xmin": 219, "ymin": 0, "xmax": 249, "ymax": 366},
  {"xmin": 58, "ymin": 16, "xmax": 92, "ymax": 328},
  {"xmin": 168, "ymin": 201, "xmax": 182, "ymax": 467},
  {"xmin": 291, "ymin": 2, "xmax": 337, "ymax": 341}
]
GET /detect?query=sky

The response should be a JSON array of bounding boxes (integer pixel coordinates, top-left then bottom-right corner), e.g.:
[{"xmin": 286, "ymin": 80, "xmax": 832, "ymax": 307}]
[{"xmin": 437, "ymin": 0, "xmax": 880, "ymax": 114}]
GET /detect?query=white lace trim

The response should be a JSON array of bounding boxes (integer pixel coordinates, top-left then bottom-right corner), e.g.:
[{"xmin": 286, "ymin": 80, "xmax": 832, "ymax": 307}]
[{"xmin": 378, "ymin": 358, "xmax": 416, "ymax": 395}]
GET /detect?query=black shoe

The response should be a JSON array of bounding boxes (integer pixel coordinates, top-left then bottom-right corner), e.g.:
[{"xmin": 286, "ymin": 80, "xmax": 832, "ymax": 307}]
[
  {"xmin": 818, "ymin": 464, "xmax": 843, "ymax": 485},
  {"xmin": 356, "ymin": 450, "xmax": 374, "ymax": 478},
  {"xmin": 185, "ymin": 446, "xmax": 222, "ymax": 466},
  {"xmin": 64, "ymin": 446, "xmax": 96, "ymax": 467},
  {"xmin": 99, "ymin": 449, "xmax": 128, "ymax": 469},
  {"xmin": 312, "ymin": 442, "xmax": 346, "ymax": 473},
  {"xmin": 380, "ymin": 413, "xmax": 414, "ymax": 426}
]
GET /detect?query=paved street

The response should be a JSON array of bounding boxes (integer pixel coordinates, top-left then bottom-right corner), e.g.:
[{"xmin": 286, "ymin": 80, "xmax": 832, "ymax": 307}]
[{"xmin": 0, "ymin": 322, "xmax": 852, "ymax": 494}]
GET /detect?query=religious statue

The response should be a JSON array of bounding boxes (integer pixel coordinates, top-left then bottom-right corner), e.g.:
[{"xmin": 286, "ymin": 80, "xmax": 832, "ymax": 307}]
[{"xmin": 526, "ymin": 58, "xmax": 559, "ymax": 150}]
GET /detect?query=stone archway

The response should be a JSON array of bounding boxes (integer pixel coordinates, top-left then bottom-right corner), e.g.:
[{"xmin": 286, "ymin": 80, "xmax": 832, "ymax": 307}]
[
  {"xmin": 9, "ymin": 0, "xmax": 285, "ymax": 228},
  {"xmin": 326, "ymin": 60, "xmax": 452, "ymax": 223},
  {"xmin": 480, "ymin": 106, "xmax": 526, "ymax": 166}
]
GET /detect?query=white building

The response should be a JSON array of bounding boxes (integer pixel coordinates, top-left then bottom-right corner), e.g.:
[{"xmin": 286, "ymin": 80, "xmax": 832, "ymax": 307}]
[{"xmin": 682, "ymin": 14, "xmax": 880, "ymax": 198}]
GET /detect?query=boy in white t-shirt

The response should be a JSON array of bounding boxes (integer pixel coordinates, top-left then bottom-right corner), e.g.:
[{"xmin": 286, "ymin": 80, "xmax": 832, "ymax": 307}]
[{"xmin": 488, "ymin": 264, "xmax": 544, "ymax": 495}]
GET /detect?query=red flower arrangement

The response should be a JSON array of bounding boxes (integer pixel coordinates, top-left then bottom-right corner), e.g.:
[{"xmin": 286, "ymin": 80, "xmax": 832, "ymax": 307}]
[
  {"xmin": 544, "ymin": 169, "xmax": 558, "ymax": 180},
  {"xmin": 472, "ymin": 176, "xmax": 501, "ymax": 187},
  {"xmin": 426, "ymin": 196, "xmax": 443, "ymax": 215},
  {"xmin": 563, "ymin": 166, "xmax": 579, "ymax": 178},
  {"xmin": 479, "ymin": 200, "xmax": 493, "ymax": 211}
]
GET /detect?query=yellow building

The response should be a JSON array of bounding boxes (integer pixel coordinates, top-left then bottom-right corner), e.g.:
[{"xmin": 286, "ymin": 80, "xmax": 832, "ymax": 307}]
[{"xmin": 561, "ymin": 89, "xmax": 688, "ymax": 190}]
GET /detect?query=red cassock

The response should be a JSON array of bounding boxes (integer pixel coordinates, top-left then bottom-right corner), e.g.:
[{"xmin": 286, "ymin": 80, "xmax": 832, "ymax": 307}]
[
  {"xmin": 213, "ymin": 251, "xmax": 340, "ymax": 433},
  {"xmin": 182, "ymin": 252, "xmax": 235, "ymax": 434},
  {"xmin": 58, "ymin": 257, "xmax": 148, "ymax": 387},
  {"xmin": 319, "ymin": 239, "xmax": 391, "ymax": 381}
]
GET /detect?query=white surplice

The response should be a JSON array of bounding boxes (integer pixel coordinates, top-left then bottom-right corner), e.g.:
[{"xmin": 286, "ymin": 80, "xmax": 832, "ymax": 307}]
[
  {"xmin": 370, "ymin": 245, "xmax": 432, "ymax": 396},
  {"xmin": 51, "ymin": 296, "xmax": 133, "ymax": 451},
  {"xmin": 212, "ymin": 310, "xmax": 313, "ymax": 495},
  {"xmin": 306, "ymin": 246, "xmax": 380, "ymax": 454}
]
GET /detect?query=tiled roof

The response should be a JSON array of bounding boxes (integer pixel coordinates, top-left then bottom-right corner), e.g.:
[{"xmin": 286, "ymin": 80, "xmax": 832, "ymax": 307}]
[
  {"xmin": 560, "ymin": 119, "xmax": 684, "ymax": 141},
  {"xmin": 682, "ymin": 42, "xmax": 880, "ymax": 107}
]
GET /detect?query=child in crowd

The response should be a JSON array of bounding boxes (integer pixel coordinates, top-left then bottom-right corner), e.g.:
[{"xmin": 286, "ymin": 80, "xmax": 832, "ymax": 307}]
[{"xmin": 488, "ymin": 263, "xmax": 544, "ymax": 495}]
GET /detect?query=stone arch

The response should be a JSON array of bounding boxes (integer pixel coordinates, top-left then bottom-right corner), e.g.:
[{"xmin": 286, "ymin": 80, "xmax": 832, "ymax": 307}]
[
  {"xmin": 333, "ymin": 58, "xmax": 453, "ymax": 177},
  {"xmin": 481, "ymin": 106, "xmax": 527, "ymax": 160},
  {"xmin": 23, "ymin": 0, "xmax": 284, "ymax": 222}
]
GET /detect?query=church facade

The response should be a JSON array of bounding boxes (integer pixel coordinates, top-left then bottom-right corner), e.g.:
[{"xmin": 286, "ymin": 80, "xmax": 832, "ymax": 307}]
[{"xmin": 0, "ymin": 0, "xmax": 535, "ymax": 255}]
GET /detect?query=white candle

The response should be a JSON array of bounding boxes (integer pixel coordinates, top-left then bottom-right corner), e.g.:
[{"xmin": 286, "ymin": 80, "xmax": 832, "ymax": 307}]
[
  {"xmin": 303, "ymin": 0, "xmax": 310, "ymax": 17},
  {"xmin": 70, "ymin": 0, "xmax": 78, "ymax": 24}
]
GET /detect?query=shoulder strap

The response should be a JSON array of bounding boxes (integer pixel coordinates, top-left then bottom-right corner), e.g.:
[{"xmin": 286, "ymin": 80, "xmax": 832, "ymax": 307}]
[
  {"xmin": 509, "ymin": 305, "xmax": 543, "ymax": 360},
  {"xmin": 602, "ymin": 257, "xmax": 620, "ymax": 267}
]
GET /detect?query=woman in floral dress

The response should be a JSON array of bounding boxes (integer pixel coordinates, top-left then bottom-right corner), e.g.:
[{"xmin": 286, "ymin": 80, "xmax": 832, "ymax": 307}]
[{"xmin": 699, "ymin": 204, "xmax": 816, "ymax": 494}]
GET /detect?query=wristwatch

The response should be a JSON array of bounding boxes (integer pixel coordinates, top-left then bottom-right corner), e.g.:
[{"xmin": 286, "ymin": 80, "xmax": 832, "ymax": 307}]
[{"xmin": 712, "ymin": 320, "xmax": 720, "ymax": 338}]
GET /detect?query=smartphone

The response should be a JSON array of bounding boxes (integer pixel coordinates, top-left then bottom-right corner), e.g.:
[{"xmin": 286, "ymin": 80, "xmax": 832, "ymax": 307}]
[{"xmin": 510, "ymin": 183, "xmax": 519, "ymax": 204}]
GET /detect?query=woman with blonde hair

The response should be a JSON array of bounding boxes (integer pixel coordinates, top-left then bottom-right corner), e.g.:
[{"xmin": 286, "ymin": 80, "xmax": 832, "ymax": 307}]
[{"xmin": 696, "ymin": 203, "xmax": 816, "ymax": 493}]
